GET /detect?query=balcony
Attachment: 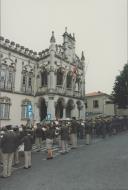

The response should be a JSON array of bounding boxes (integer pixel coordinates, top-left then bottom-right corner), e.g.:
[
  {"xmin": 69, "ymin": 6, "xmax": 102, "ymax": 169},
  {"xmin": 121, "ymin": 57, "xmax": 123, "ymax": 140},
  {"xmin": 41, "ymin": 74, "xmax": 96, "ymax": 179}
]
[
  {"xmin": 65, "ymin": 89, "xmax": 73, "ymax": 96},
  {"xmin": 0, "ymin": 81, "xmax": 13, "ymax": 92},
  {"xmin": 56, "ymin": 85, "xmax": 64, "ymax": 94},
  {"xmin": 36, "ymin": 86, "xmax": 48, "ymax": 95},
  {"xmin": 73, "ymin": 91, "xmax": 81, "ymax": 98},
  {"xmin": 21, "ymin": 86, "xmax": 33, "ymax": 95}
]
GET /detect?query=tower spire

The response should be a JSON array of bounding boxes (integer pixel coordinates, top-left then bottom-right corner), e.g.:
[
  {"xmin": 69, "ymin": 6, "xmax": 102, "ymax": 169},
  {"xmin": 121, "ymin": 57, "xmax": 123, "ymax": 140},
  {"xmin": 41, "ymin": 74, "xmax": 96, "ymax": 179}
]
[
  {"xmin": 81, "ymin": 51, "xmax": 85, "ymax": 61},
  {"xmin": 50, "ymin": 31, "xmax": 56, "ymax": 43},
  {"xmin": 65, "ymin": 27, "xmax": 67, "ymax": 33}
]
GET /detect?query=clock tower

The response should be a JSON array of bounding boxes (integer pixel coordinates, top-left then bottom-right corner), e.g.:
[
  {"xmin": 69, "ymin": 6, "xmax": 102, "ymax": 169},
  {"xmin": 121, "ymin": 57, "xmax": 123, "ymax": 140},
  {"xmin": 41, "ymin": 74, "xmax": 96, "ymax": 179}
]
[{"xmin": 63, "ymin": 27, "xmax": 75, "ymax": 63}]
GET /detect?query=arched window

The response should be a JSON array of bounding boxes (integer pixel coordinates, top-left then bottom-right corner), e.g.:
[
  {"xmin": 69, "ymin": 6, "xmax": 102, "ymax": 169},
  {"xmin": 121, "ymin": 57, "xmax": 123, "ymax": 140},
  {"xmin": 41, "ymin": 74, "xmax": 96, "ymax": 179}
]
[
  {"xmin": 0, "ymin": 64, "xmax": 6, "ymax": 89},
  {"xmin": 66, "ymin": 99, "xmax": 74, "ymax": 118},
  {"xmin": 0, "ymin": 97, "xmax": 11, "ymax": 120},
  {"xmin": 0, "ymin": 59, "xmax": 15, "ymax": 91},
  {"xmin": 21, "ymin": 99, "xmax": 32, "ymax": 120},
  {"xmin": 21, "ymin": 64, "xmax": 34, "ymax": 94},
  {"xmin": 7, "ymin": 66, "xmax": 15, "ymax": 90},
  {"xmin": 56, "ymin": 68, "xmax": 63, "ymax": 86},
  {"xmin": 41, "ymin": 69, "xmax": 48, "ymax": 87},
  {"xmin": 55, "ymin": 98, "xmax": 65, "ymax": 119},
  {"xmin": 38, "ymin": 97, "xmax": 47, "ymax": 121},
  {"xmin": 21, "ymin": 71, "xmax": 33, "ymax": 93},
  {"xmin": 66, "ymin": 71, "xmax": 72, "ymax": 89},
  {"xmin": 76, "ymin": 101, "xmax": 82, "ymax": 118}
]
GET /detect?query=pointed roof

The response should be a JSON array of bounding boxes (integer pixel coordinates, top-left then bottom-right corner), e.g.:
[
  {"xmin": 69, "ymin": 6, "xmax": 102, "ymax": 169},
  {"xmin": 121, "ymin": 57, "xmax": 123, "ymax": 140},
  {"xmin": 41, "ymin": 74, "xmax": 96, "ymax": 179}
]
[
  {"xmin": 50, "ymin": 31, "xmax": 56, "ymax": 43},
  {"xmin": 81, "ymin": 51, "xmax": 85, "ymax": 61}
]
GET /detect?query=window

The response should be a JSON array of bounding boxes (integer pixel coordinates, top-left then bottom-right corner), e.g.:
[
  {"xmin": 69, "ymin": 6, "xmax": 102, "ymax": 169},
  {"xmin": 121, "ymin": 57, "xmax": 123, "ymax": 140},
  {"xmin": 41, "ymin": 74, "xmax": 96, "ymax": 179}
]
[
  {"xmin": 56, "ymin": 68, "xmax": 63, "ymax": 86},
  {"xmin": 21, "ymin": 99, "xmax": 32, "ymax": 119},
  {"xmin": 28, "ymin": 77, "xmax": 32, "ymax": 87},
  {"xmin": 22, "ymin": 75, "xmax": 26, "ymax": 85},
  {"xmin": 0, "ymin": 64, "xmax": 15, "ymax": 90},
  {"xmin": 0, "ymin": 97, "xmax": 11, "ymax": 120},
  {"xmin": 0, "ymin": 69, "xmax": 6, "ymax": 81},
  {"xmin": 41, "ymin": 69, "xmax": 48, "ymax": 87},
  {"xmin": 21, "ymin": 72, "xmax": 33, "ymax": 93},
  {"xmin": 85, "ymin": 102, "xmax": 88, "ymax": 108},
  {"xmin": 66, "ymin": 72, "xmax": 72, "ymax": 89},
  {"xmin": 8, "ymin": 72, "xmax": 13, "ymax": 82},
  {"xmin": 93, "ymin": 100, "xmax": 99, "ymax": 108}
]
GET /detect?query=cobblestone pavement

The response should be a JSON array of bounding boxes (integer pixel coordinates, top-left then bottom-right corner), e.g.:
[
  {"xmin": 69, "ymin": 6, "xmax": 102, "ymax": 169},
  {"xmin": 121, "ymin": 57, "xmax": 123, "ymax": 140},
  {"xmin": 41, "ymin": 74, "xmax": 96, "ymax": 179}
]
[{"xmin": 0, "ymin": 133, "xmax": 128, "ymax": 190}]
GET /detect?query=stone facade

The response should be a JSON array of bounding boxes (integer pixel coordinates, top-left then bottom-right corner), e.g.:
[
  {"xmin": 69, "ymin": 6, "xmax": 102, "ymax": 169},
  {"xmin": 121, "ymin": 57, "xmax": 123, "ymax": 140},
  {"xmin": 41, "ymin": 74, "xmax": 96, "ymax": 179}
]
[{"xmin": 0, "ymin": 29, "xmax": 86, "ymax": 126}]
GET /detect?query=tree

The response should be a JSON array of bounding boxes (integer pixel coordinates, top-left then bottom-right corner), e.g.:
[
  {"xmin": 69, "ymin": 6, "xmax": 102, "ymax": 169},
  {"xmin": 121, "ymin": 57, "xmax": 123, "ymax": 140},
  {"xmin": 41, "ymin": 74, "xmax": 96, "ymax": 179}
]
[{"xmin": 112, "ymin": 63, "xmax": 128, "ymax": 108}]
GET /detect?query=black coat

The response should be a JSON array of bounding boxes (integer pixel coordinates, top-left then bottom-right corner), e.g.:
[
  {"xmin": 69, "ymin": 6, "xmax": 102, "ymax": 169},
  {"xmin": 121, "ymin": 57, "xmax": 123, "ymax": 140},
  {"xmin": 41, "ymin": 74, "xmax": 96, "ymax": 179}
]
[
  {"xmin": 45, "ymin": 128, "xmax": 55, "ymax": 139},
  {"xmin": 21, "ymin": 134, "xmax": 33, "ymax": 151},
  {"xmin": 1, "ymin": 131, "xmax": 17, "ymax": 153},
  {"xmin": 35, "ymin": 127, "xmax": 43, "ymax": 138},
  {"xmin": 60, "ymin": 126, "xmax": 69, "ymax": 140},
  {"xmin": 70, "ymin": 120, "xmax": 78, "ymax": 134}
]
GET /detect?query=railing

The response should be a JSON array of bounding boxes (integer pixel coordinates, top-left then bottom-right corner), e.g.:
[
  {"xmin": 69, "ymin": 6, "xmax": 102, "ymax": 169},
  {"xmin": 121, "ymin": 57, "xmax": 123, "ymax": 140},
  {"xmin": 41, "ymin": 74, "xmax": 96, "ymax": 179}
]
[
  {"xmin": 37, "ymin": 86, "xmax": 48, "ymax": 94},
  {"xmin": 21, "ymin": 86, "xmax": 33, "ymax": 94},
  {"xmin": 65, "ymin": 89, "xmax": 73, "ymax": 96},
  {"xmin": 56, "ymin": 86, "xmax": 64, "ymax": 94},
  {"xmin": 73, "ymin": 91, "xmax": 81, "ymax": 98},
  {"xmin": 0, "ymin": 81, "xmax": 13, "ymax": 91}
]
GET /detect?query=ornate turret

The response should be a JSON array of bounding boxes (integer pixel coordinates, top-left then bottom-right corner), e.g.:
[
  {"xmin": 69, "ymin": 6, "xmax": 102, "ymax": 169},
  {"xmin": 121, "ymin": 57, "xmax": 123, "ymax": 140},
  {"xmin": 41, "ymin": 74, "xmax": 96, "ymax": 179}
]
[
  {"xmin": 63, "ymin": 27, "xmax": 75, "ymax": 62},
  {"xmin": 49, "ymin": 31, "xmax": 56, "ymax": 53},
  {"xmin": 50, "ymin": 31, "xmax": 56, "ymax": 43}
]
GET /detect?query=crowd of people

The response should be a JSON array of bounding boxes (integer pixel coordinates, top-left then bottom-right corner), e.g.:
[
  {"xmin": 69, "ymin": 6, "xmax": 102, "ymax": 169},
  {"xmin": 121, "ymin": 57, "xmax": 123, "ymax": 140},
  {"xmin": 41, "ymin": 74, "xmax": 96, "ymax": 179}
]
[{"xmin": 0, "ymin": 115, "xmax": 128, "ymax": 178}]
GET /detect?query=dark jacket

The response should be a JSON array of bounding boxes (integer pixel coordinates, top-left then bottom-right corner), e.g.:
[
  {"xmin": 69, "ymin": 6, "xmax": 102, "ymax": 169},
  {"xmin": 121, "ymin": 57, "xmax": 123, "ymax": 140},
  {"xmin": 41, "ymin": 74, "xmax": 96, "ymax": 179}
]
[
  {"xmin": 45, "ymin": 127, "xmax": 55, "ymax": 140},
  {"xmin": 70, "ymin": 120, "xmax": 78, "ymax": 134},
  {"xmin": 35, "ymin": 127, "xmax": 43, "ymax": 138},
  {"xmin": 21, "ymin": 134, "xmax": 33, "ymax": 151},
  {"xmin": 60, "ymin": 126, "xmax": 69, "ymax": 140},
  {"xmin": 1, "ymin": 131, "xmax": 17, "ymax": 153}
]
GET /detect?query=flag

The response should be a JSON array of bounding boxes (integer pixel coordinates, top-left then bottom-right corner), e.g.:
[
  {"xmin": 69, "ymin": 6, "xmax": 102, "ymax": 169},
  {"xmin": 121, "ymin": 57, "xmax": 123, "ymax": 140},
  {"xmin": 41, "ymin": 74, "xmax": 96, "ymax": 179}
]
[{"xmin": 72, "ymin": 65, "xmax": 77, "ymax": 80}]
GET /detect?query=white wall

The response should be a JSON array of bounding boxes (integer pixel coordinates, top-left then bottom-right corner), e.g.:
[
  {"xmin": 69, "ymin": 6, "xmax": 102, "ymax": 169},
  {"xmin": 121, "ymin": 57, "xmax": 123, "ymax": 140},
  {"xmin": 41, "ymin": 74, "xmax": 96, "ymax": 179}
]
[{"xmin": 1, "ymin": 92, "xmax": 34, "ymax": 127}]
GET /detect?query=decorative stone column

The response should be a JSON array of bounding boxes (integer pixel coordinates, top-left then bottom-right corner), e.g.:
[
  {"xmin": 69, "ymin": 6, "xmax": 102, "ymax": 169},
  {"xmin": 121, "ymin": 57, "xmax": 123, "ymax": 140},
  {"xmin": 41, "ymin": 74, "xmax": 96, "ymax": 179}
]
[{"xmin": 46, "ymin": 97, "xmax": 56, "ymax": 120}]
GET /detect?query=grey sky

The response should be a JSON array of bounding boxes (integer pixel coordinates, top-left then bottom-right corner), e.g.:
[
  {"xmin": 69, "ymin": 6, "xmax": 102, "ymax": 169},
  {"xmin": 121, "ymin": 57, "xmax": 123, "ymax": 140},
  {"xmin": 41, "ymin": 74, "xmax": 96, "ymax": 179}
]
[{"xmin": 1, "ymin": 0, "xmax": 127, "ymax": 94}]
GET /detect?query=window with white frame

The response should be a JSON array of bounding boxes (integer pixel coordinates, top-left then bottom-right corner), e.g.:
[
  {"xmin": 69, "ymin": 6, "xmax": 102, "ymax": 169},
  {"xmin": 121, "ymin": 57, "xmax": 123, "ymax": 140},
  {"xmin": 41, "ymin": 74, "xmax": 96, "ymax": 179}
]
[
  {"xmin": 21, "ymin": 99, "xmax": 32, "ymax": 119},
  {"xmin": 21, "ymin": 72, "xmax": 33, "ymax": 93},
  {"xmin": 0, "ymin": 69, "xmax": 6, "ymax": 81},
  {"xmin": 0, "ymin": 65, "xmax": 6, "ymax": 89},
  {"xmin": 0, "ymin": 97, "xmax": 11, "ymax": 120},
  {"xmin": 0, "ymin": 64, "xmax": 15, "ymax": 90}
]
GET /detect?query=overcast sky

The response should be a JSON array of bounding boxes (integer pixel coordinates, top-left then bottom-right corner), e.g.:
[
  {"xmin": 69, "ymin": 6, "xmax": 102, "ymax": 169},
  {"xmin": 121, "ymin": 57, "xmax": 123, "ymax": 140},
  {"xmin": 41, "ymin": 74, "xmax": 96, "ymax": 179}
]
[{"xmin": 1, "ymin": 0, "xmax": 127, "ymax": 94}]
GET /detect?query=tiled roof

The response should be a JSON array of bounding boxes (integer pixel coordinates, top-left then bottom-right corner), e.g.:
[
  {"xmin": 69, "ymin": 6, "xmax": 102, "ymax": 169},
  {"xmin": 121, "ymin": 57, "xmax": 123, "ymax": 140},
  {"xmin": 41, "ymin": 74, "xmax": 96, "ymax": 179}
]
[{"xmin": 86, "ymin": 91, "xmax": 108, "ymax": 97}]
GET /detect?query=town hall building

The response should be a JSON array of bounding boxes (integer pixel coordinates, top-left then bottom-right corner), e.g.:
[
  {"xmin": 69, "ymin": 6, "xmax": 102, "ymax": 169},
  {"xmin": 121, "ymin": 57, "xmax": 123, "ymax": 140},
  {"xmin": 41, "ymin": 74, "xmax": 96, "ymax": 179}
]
[{"xmin": 0, "ymin": 28, "xmax": 86, "ymax": 126}]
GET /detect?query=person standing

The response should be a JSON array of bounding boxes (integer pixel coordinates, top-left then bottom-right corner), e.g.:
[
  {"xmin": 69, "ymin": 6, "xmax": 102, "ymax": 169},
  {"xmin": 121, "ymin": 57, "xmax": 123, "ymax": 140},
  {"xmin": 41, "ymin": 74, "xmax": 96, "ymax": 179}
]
[
  {"xmin": 13, "ymin": 126, "xmax": 21, "ymax": 165},
  {"xmin": 45, "ymin": 124, "xmax": 55, "ymax": 160},
  {"xmin": 70, "ymin": 118, "xmax": 78, "ymax": 148},
  {"xmin": 0, "ymin": 129, "xmax": 5, "ymax": 164},
  {"xmin": 1, "ymin": 128, "xmax": 17, "ymax": 178},
  {"xmin": 85, "ymin": 121, "xmax": 92, "ymax": 145},
  {"xmin": 35, "ymin": 123, "xmax": 43, "ymax": 152},
  {"xmin": 60, "ymin": 122, "xmax": 69, "ymax": 154},
  {"xmin": 21, "ymin": 129, "xmax": 33, "ymax": 169}
]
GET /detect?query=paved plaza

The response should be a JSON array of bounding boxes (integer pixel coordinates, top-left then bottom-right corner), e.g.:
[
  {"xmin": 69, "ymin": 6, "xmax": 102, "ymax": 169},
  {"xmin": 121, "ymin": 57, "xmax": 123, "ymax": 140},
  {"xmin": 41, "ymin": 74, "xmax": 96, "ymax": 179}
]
[{"xmin": 0, "ymin": 133, "xmax": 128, "ymax": 190}]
